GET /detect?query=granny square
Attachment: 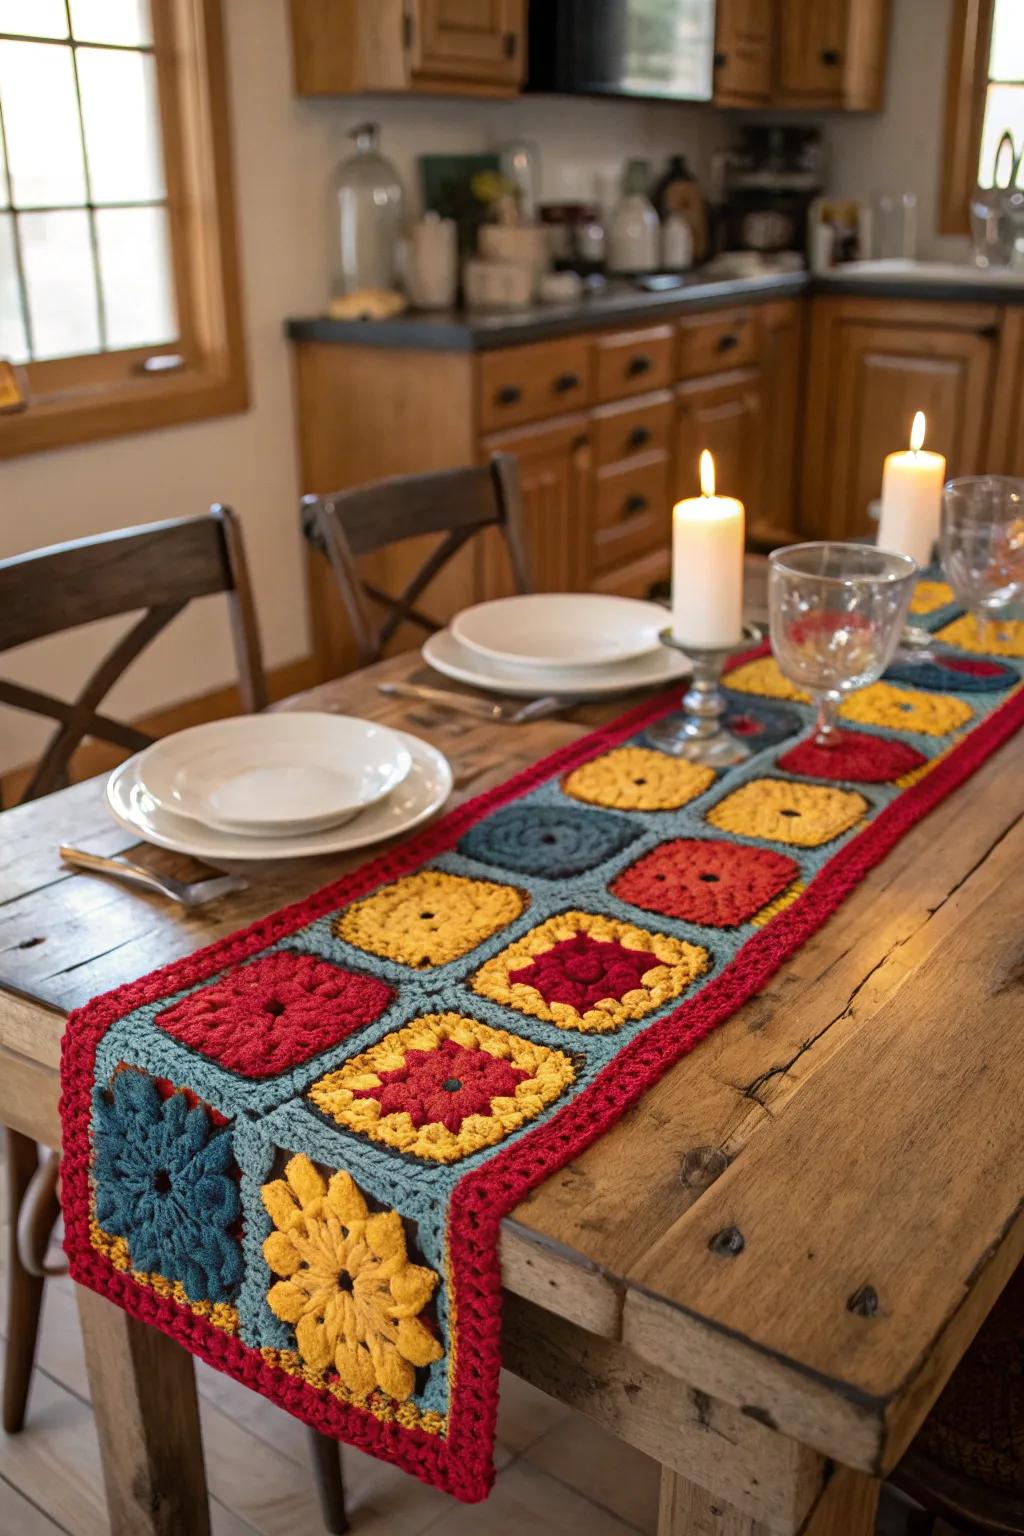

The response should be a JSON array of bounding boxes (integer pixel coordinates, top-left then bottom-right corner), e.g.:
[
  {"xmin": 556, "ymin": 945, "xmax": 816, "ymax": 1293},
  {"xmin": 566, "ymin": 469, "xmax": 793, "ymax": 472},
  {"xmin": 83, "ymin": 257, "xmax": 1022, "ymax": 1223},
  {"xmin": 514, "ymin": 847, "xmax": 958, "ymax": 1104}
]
[
  {"xmin": 308, "ymin": 1012, "xmax": 575, "ymax": 1164},
  {"xmin": 886, "ymin": 655, "xmax": 1019, "ymax": 693},
  {"xmin": 908, "ymin": 580, "xmax": 955, "ymax": 615},
  {"xmin": 563, "ymin": 746, "xmax": 715, "ymax": 811},
  {"xmin": 472, "ymin": 909, "xmax": 709, "ymax": 1032},
  {"xmin": 934, "ymin": 614, "xmax": 1024, "ymax": 657},
  {"xmin": 839, "ymin": 680, "xmax": 973, "ymax": 736},
  {"xmin": 725, "ymin": 655, "xmax": 809, "ymax": 703},
  {"xmin": 611, "ymin": 838, "xmax": 799, "ymax": 927},
  {"xmin": 707, "ymin": 779, "xmax": 868, "ymax": 847},
  {"xmin": 334, "ymin": 869, "xmax": 525, "ymax": 969},
  {"xmin": 778, "ymin": 729, "xmax": 926, "ymax": 784},
  {"xmin": 155, "ymin": 951, "xmax": 392, "ymax": 1078},
  {"xmin": 458, "ymin": 802, "xmax": 639, "ymax": 878},
  {"xmin": 721, "ymin": 698, "xmax": 804, "ymax": 751}
]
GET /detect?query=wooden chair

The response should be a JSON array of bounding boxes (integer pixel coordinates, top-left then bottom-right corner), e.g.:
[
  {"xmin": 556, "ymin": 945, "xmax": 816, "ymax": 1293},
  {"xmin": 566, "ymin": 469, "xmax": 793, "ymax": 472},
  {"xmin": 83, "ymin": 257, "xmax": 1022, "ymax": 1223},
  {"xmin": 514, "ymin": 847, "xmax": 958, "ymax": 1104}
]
[
  {"xmin": 0, "ymin": 508, "xmax": 349, "ymax": 1533},
  {"xmin": 891, "ymin": 1264, "xmax": 1024, "ymax": 1534},
  {"xmin": 300, "ymin": 453, "xmax": 531, "ymax": 667}
]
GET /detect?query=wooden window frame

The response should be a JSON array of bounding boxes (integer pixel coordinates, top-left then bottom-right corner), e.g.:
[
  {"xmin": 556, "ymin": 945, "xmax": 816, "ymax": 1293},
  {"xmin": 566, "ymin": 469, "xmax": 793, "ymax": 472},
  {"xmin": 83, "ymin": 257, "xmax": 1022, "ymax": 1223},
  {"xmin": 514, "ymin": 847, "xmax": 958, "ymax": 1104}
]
[
  {"xmin": 940, "ymin": 0, "xmax": 997, "ymax": 236},
  {"xmin": 0, "ymin": 0, "xmax": 246, "ymax": 460}
]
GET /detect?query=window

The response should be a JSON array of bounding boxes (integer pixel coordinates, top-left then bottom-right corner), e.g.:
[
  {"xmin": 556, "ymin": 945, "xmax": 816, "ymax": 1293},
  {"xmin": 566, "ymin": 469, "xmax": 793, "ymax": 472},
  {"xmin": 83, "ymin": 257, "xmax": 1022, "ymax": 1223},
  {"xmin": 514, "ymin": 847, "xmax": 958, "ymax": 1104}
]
[
  {"xmin": 0, "ymin": 0, "xmax": 245, "ymax": 457},
  {"xmin": 941, "ymin": 0, "xmax": 1024, "ymax": 234}
]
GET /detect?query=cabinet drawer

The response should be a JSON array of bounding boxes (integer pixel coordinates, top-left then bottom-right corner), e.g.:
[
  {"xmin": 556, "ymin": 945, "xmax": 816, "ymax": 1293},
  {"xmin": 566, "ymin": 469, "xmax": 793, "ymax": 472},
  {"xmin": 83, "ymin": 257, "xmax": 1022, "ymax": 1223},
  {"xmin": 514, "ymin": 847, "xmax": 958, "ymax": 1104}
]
[
  {"xmin": 479, "ymin": 337, "xmax": 591, "ymax": 431},
  {"xmin": 592, "ymin": 391, "xmax": 674, "ymax": 467},
  {"xmin": 590, "ymin": 546, "xmax": 671, "ymax": 598},
  {"xmin": 592, "ymin": 453, "xmax": 672, "ymax": 573},
  {"xmin": 593, "ymin": 324, "xmax": 674, "ymax": 403},
  {"xmin": 677, "ymin": 308, "xmax": 759, "ymax": 379}
]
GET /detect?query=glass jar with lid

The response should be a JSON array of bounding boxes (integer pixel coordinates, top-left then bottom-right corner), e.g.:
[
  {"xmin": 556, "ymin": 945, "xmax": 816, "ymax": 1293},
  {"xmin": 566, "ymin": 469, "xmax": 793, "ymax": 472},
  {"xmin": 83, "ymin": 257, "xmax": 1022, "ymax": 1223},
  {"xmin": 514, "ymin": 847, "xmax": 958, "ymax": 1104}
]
[{"xmin": 334, "ymin": 123, "xmax": 404, "ymax": 294}]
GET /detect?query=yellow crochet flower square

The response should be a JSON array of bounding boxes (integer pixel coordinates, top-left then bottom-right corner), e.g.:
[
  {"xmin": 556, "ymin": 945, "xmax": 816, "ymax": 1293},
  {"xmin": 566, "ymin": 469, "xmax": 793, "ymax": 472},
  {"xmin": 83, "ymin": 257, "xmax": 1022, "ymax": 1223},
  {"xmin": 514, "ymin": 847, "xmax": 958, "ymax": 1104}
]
[
  {"xmin": 934, "ymin": 613, "xmax": 1024, "ymax": 658},
  {"xmin": 472, "ymin": 909, "xmax": 709, "ymax": 1033},
  {"xmin": 707, "ymin": 779, "xmax": 867, "ymax": 847},
  {"xmin": 308, "ymin": 1012, "xmax": 575, "ymax": 1164},
  {"xmin": 909, "ymin": 579, "xmax": 954, "ymax": 615},
  {"xmin": 335, "ymin": 869, "xmax": 525, "ymax": 969},
  {"xmin": 725, "ymin": 656, "xmax": 809, "ymax": 703},
  {"xmin": 838, "ymin": 681, "xmax": 973, "ymax": 736},
  {"xmin": 563, "ymin": 746, "xmax": 715, "ymax": 812}
]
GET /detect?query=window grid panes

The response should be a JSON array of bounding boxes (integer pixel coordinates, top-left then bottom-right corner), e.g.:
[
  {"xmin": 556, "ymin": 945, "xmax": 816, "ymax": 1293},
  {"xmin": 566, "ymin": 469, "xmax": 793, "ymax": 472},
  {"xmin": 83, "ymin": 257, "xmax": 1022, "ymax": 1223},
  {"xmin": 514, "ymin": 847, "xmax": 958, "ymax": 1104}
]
[
  {"xmin": 978, "ymin": 0, "xmax": 1024, "ymax": 187},
  {"xmin": 0, "ymin": 0, "xmax": 177, "ymax": 364}
]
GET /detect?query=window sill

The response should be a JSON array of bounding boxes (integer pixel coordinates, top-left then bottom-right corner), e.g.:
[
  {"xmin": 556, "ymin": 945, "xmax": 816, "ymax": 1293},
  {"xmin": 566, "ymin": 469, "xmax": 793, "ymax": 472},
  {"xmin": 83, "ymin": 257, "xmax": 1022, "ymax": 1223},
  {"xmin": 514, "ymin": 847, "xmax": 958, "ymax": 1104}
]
[{"xmin": 0, "ymin": 357, "xmax": 249, "ymax": 459}]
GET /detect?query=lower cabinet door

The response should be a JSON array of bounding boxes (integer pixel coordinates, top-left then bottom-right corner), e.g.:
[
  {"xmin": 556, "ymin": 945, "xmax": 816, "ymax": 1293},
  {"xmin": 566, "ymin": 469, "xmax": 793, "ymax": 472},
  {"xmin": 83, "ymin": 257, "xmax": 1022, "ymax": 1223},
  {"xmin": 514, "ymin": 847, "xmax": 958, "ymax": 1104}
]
[
  {"xmin": 481, "ymin": 413, "xmax": 592, "ymax": 595},
  {"xmin": 674, "ymin": 369, "xmax": 763, "ymax": 517}
]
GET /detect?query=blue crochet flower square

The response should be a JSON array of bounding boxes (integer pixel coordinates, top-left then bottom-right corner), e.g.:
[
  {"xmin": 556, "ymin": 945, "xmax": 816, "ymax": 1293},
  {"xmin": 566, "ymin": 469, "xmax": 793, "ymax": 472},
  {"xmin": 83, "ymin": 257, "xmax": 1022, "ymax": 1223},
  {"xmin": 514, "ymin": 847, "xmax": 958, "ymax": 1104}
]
[
  {"xmin": 92, "ymin": 1069, "xmax": 243, "ymax": 1305},
  {"xmin": 459, "ymin": 802, "xmax": 639, "ymax": 879}
]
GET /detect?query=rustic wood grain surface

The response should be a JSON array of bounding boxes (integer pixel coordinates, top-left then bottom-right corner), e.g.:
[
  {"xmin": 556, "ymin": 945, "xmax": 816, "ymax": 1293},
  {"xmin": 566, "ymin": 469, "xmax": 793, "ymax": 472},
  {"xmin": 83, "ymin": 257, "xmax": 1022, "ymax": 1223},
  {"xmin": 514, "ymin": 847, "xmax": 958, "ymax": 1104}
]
[{"xmin": 1, "ymin": 618, "xmax": 1022, "ymax": 1534}]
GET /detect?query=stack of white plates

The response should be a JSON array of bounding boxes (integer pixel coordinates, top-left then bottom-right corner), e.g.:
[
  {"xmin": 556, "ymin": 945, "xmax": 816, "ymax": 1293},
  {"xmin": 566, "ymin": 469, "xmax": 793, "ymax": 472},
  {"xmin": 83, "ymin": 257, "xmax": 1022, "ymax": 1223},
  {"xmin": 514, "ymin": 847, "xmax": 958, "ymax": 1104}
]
[
  {"xmin": 424, "ymin": 593, "xmax": 687, "ymax": 698},
  {"xmin": 106, "ymin": 713, "xmax": 452, "ymax": 860}
]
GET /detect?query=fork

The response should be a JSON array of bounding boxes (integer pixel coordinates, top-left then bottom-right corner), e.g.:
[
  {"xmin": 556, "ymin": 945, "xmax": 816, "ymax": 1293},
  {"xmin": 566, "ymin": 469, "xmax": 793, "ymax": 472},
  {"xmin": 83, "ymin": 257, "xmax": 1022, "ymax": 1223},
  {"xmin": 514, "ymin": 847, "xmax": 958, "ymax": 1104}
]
[
  {"xmin": 58, "ymin": 846, "xmax": 248, "ymax": 909},
  {"xmin": 378, "ymin": 681, "xmax": 582, "ymax": 723}
]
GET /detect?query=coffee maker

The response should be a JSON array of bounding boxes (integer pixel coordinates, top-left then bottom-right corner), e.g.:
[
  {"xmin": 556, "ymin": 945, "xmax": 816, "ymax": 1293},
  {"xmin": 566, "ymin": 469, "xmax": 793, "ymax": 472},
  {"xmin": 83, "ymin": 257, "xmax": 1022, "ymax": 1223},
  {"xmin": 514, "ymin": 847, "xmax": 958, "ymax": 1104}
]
[{"xmin": 715, "ymin": 125, "xmax": 826, "ymax": 256}]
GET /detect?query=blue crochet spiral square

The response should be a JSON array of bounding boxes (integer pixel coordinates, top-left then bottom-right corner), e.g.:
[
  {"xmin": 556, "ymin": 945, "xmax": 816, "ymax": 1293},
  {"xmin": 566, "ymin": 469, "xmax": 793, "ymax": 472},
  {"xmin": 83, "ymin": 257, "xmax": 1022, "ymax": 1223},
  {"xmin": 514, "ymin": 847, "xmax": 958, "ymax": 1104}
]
[{"xmin": 458, "ymin": 802, "xmax": 640, "ymax": 879}]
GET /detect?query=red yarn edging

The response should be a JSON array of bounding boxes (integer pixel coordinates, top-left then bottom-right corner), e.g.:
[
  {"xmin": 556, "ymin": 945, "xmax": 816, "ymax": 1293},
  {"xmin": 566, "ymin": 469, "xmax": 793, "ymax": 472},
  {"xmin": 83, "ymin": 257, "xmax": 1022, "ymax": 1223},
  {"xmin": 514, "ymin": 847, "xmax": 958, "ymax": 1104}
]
[{"xmin": 60, "ymin": 656, "xmax": 1024, "ymax": 1503}]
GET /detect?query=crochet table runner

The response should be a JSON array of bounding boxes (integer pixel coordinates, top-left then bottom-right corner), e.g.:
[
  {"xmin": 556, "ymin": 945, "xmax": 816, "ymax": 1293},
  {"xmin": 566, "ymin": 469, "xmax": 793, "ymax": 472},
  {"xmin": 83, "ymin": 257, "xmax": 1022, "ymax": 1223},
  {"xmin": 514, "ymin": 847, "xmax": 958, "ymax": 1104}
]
[{"xmin": 61, "ymin": 584, "xmax": 1024, "ymax": 1503}]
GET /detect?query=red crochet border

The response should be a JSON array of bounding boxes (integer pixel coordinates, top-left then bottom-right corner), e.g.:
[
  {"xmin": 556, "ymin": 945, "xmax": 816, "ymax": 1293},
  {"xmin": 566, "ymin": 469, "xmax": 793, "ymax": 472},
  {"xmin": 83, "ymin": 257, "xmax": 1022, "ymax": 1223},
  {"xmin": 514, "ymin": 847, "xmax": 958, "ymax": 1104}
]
[{"xmin": 60, "ymin": 657, "xmax": 1024, "ymax": 1502}]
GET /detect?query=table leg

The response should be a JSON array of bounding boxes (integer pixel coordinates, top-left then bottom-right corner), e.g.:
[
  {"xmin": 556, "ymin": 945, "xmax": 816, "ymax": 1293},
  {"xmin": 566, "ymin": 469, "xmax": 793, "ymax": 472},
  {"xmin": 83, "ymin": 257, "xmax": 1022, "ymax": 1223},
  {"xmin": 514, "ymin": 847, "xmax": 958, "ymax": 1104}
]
[
  {"xmin": 658, "ymin": 1463, "xmax": 880, "ymax": 1536},
  {"xmin": 76, "ymin": 1285, "xmax": 211, "ymax": 1536}
]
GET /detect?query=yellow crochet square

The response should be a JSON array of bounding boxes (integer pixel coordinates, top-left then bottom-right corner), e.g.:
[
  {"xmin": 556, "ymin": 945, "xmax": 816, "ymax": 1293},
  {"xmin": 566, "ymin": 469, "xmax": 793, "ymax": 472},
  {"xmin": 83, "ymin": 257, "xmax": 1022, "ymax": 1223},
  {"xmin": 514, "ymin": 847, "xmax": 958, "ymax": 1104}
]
[
  {"xmin": 751, "ymin": 880, "xmax": 805, "ymax": 926},
  {"xmin": 909, "ymin": 579, "xmax": 954, "ymax": 615},
  {"xmin": 838, "ymin": 681, "xmax": 973, "ymax": 736},
  {"xmin": 934, "ymin": 613, "xmax": 1024, "ymax": 658},
  {"xmin": 563, "ymin": 746, "xmax": 715, "ymax": 811},
  {"xmin": 725, "ymin": 656, "xmax": 809, "ymax": 703},
  {"xmin": 335, "ymin": 869, "xmax": 525, "ymax": 968},
  {"xmin": 707, "ymin": 779, "xmax": 867, "ymax": 847},
  {"xmin": 308, "ymin": 1012, "xmax": 575, "ymax": 1164},
  {"xmin": 472, "ymin": 909, "xmax": 709, "ymax": 1033}
]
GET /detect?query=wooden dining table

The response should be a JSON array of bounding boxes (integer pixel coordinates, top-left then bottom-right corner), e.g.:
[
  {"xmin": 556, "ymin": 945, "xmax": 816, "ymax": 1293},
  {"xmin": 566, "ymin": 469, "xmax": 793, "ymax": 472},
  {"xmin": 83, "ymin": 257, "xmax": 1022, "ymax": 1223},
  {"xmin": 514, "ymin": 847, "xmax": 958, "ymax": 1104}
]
[{"xmin": 1, "ymin": 639, "xmax": 1023, "ymax": 1536}]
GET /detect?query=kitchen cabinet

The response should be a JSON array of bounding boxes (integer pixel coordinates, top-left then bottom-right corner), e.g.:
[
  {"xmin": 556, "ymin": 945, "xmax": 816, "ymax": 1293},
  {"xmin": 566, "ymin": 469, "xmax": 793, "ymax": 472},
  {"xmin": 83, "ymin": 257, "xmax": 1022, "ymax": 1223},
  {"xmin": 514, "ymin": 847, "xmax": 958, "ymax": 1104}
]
[
  {"xmin": 801, "ymin": 297, "xmax": 999, "ymax": 541},
  {"xmin": 754, "ymin": 299, "xmax": 805, "ymax": 545},
  {"xmin": 713, "ymin": 0, "xmax": 773, "ymax": 107},
  {"xmin": 776, "ymin": 0, "xmax": 889, "ymax": 110},
  {"xmin": 675, "ymin": 371, "xmax": 763, "ymax": 521},
  {"xmin": 288, "ymin": 0, "xmax": 526, "ymax": 97},
  {"xmin": 481, "ymin": 415, "xmax": 592, "ymax": 595}
]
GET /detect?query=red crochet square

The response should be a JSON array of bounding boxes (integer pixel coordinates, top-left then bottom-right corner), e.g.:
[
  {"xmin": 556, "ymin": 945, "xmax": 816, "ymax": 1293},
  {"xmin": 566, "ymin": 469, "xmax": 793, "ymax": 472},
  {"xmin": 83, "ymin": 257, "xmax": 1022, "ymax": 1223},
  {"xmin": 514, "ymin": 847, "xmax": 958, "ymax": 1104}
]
[
  {"xmin": 611, "ymin": 839, "xmax": 799, "ymax": 928},
  {"xmin": 352, "ymin": 1038, "xmax": 530, "ymax": 1135},
  {"xmin": 508, "ymin": 932, "xmax": 656, "ymax": 1011},
  {"xmin": 156, "ymin": 952, "xmax": 392, "ymax": 1079},
  {"xmin": 778, "ymin": 729, "xmax": 926, "ymax": 784}
]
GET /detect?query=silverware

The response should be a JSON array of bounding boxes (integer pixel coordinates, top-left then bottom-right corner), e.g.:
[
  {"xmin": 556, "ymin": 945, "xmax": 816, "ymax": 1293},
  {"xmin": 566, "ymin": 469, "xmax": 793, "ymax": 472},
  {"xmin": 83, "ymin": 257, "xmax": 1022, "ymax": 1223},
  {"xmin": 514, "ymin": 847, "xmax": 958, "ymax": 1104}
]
[
  {"xmin": 58, "ymin": 846, "xmax": 248, "ymax": 909},
  {"xmin": 378, "ymin": 681, "xmax": 582, "ymax": 724}
]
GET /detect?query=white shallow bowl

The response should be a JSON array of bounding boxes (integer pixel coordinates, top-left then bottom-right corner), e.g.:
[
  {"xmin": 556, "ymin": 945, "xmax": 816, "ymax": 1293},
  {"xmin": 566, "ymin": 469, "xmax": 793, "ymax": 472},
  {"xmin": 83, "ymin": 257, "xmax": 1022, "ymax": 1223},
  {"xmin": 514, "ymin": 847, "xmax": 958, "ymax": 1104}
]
[
  {"xmin": 422, "ymin": 627, "xmax": 690, "ymax": 698},
  {"xmin": 450, "ymin": 593, "xmax": 667, "ymax": 671},
  {"xmin": 107, "ymin": 730, "xmax": 450, "ymax": 861},
  {"xmin": 136, "ymin": 713, "xmax": 412, "ymax": 837}
]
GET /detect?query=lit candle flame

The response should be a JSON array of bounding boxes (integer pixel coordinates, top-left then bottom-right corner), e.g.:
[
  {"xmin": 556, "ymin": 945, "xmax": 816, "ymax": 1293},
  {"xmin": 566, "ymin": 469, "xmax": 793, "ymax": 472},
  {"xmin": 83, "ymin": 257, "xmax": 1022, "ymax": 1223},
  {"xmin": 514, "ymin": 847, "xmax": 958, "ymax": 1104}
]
[
  {"xmin": 910, "ymin": 411, "xmax": 926, "ymax": 453},
  {"xmin": 699, "ymin": 450, "xmax": 716, "ymax": 497}
]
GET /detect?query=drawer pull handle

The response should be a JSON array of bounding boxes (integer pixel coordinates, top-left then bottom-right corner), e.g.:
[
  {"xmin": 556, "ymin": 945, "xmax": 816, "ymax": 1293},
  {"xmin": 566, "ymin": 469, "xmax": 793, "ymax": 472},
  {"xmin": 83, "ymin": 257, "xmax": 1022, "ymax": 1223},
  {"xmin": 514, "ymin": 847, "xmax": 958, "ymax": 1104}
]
[
  {"xmin": 496, "ymin": 385, "xmax": 522, "ymax": 406},
  {"xmin": 820, "ymin": 48, "xmax": 842, "ymax": 65},
  {"xmin": 713, "ymin": 50, "xmax": 728, "ymax": 68},
  {"xmin": 627, "ymin": 354, "xmax": 652, "ymax": 376},
  {"xmin": 716, "ymin": 333, "xmax": 740, "ymax": 353},
  {"xmin": 627, "ymin": 426, "xmax": 652, "ymax": 450},
  {"xmin": 554, "ymin": 371, "xmax": 581, "ymax": 393},
  {"xmin": 623, "ymin": 494, "xmax": 649, "ymax": 517}
]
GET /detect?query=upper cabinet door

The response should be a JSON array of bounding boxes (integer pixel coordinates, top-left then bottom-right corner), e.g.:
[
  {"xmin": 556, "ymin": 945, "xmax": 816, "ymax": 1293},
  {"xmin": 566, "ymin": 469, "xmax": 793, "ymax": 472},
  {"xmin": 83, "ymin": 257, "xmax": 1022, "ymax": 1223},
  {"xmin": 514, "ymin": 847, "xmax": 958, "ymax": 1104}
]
[
  {"xmin": 777, "ymin": 0, "xmax": 849, "ymax": 100},
  {"xmin": 714, "ymin": 0, "xmax": 773, "ymax": 106},
  {"xmin": 410, "ymin": 0, "xmax": 526, "ymax": 87}
]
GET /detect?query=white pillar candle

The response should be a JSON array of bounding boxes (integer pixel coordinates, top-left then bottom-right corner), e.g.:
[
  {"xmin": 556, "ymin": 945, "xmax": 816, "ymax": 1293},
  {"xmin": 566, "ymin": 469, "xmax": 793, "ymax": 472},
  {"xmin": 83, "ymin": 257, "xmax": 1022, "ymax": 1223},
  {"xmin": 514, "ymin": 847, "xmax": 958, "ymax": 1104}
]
[
  {"xmin": 671, "ymin": 451, "xmax": 745, "ymax": 649},
  {"xmin": 876, "ymin": 412, "xmax": 947, "ymax": 568}
]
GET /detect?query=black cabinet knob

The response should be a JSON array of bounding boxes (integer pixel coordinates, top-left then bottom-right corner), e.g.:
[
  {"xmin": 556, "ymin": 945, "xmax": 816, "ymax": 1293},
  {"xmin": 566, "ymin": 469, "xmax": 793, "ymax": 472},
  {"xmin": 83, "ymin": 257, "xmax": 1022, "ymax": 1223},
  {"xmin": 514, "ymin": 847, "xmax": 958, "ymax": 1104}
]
[
  {"xmin": 627, "ymin": 426, "xmax": 652, "ymax": 450},
  {"xmin": 820, "ymin": 48, "xmax": 842, "ymax": 65},
  {"xmin": 496, "ymin": 385, "xmax": 522, "ymax": 406},
  {"xmin": 627, "ymin": 355, "xmax": 652, "ymax": 377},
  {"xmin": 623, "ymin": 494, "xmax": 649, "ymax": 517},
  {"xmin": 716, "ymin": 333, "xmax": 739, "ymax": 353},
  {"xmin": 503, "ymin": 31, "xmax": 518, "ymax": 59},
  {"xmin": 714, "ymin": 50, "xmax": 728, "ymax": 68},
  {"xmin": 554, "ymin": 372, "xmax": 581, "ymax": 393}
]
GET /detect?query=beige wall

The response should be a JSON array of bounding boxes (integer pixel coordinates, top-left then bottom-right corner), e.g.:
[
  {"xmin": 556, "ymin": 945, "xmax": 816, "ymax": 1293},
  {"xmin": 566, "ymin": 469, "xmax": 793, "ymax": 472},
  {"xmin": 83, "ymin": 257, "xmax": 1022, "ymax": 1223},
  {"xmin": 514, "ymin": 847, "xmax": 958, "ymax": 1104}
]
[{"xmin": 0, "ymin": 0, "xmax": 962, "ymax": 772}]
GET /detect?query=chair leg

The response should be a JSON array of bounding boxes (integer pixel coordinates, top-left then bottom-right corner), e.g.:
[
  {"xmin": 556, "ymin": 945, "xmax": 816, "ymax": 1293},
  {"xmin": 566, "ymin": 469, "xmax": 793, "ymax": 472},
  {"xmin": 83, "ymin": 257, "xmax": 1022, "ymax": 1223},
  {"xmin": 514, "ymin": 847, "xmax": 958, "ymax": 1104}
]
[
  {"xmin": 308, "ymin": 1428, "xmax": 349, "ymax": 1533},
  {"xmin": 3, "ymin": 1129, "xmax": 50, "ymax": 1432}
]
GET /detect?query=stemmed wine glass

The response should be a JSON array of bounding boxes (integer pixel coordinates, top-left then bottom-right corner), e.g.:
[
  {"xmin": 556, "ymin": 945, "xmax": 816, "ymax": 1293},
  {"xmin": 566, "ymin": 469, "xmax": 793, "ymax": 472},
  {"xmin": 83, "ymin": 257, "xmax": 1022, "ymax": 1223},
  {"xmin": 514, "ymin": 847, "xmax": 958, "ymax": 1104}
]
[
  {"xmin": 769, "ymin": 543, "xmax": 917, "ymax": 747},
  {"xmin": 940, "ymin": 477, "xmax": 1024, "ymax": 649}
]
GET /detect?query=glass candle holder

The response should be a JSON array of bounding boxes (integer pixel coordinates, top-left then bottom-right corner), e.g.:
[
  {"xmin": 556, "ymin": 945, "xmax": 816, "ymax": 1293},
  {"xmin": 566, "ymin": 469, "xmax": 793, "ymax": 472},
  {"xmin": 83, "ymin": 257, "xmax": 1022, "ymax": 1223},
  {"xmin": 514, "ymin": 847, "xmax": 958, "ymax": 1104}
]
[{"xmin": 647, "ymin": 625, "xmax": 761, "ymax": 766}]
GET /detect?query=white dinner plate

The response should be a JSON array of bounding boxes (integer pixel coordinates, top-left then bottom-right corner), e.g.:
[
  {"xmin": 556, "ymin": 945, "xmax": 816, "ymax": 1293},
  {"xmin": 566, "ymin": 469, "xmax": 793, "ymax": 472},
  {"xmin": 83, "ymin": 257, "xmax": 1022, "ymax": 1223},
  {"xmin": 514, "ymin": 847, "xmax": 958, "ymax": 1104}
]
[
  {"xmin": 106, "ymin": 730, "xmax": 451, "ymax": 861},
  {"xmin": 450, "ymin": 593, "xmax": 668, "ymax": 671},
  {"xmin": 422, "ymin": 627, "xmax": 690, "ymax": 698},
  {"xmin": 135, "ymin": 714, "xmax": 412, "ymax": 837}
]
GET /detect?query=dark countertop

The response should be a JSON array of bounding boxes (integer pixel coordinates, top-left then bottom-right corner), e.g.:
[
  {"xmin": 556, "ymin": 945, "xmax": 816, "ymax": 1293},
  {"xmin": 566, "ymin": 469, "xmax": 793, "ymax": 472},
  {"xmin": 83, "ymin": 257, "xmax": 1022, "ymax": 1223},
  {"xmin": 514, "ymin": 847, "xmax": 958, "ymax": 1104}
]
[{"xmin": 286, "ymin": 267, "xmax": 1024, "ymax": 353}]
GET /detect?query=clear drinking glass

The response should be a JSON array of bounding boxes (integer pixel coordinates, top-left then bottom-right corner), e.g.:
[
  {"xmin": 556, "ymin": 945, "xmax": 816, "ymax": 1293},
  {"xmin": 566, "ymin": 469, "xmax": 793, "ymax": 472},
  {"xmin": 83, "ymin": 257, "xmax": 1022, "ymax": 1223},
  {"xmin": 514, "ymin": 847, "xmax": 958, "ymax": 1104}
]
[
  {"xmin": 941, "ymin": 477, "xmax": 1024, "ymax": 648},
  {"xmin": 769, "ymin": 543, "xmax": 917, "ymax": 747}
]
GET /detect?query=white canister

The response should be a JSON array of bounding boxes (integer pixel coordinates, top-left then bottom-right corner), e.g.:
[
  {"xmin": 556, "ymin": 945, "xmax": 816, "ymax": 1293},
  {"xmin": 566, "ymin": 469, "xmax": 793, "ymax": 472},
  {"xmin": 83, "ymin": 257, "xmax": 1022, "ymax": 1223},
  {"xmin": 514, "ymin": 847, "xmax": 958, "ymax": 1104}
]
[
  {"xmin": 661, "ymin": 211, "xmax": 694, "ymax": 272},
  {"xmin": 405, "ymin": 213, "xmax": 458, "ymax": 310},
  {"xmin": 608, "ymin": 194, "xmax": 660, "ymax": 274}
]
